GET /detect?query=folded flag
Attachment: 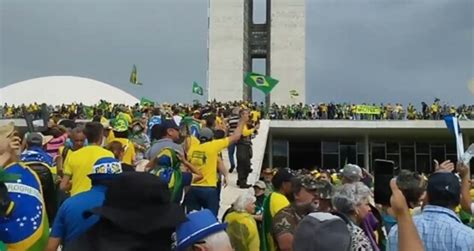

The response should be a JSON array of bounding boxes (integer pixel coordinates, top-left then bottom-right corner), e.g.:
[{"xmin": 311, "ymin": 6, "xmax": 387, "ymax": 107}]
[
  {"xmin": 192, "ymin": 82, "xmax": 204, "ymax": 96},
  {"xmin": 244, "ymin": 72, "xmax": 279, "ymax": 94},
  {"xmin": 129, "ymin": 64, "xmax": 142, "ymax": 85},
  {"xmin": 444, "ymin": 116, "xmax": 464, "ymax": 160}
]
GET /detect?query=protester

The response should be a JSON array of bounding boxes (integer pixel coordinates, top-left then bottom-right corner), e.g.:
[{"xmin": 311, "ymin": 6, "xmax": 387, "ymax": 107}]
[
  {"xmin": 56, "ymin": 127, "xmax": 86, "ymax": 175},
  {"xmin": 457, "ymin": 163, "xmax": 473, "ymax": 215},
  {"xmin": 110, "ymin": 118, "xmax": 136, "ymax": 165},
  {"xmin": 272, "ymin": 176, "xmax": 330, "ymax": 251},
  {"xmin": 388, "ymin": 172, "xmax": 474, "ymax": 251},
  {"xmin": 46, "ymin": 157, "xmax": 123, "ymax": 251},
  {"xmin": 184, "ymin": 113, "xmax": 248, "ymax": 216},
  {"xmin": 146, "ymin": 119, "xmax": 184, "ymax": 160},
  {"xmin": 332, "ymin": 182, "xmax": 374, "ymax": 251},
  {"xmin": 130, "ymin": 119, "xmax": 150, "ymax": 161},
  {"xmin": 236, "ymin": 109, "xmax": 258, "ymax": 188},
  {"xmin": 341, "ymin": 164, "xmax": 363, "ymax": 184},
  {"xmin": 253, "ymin": 180, "xmax": 266, "ymax": 217},
  {"xmin": 20, "ymin": 132, "xmax": 58, "ymax": 223},
  {"xmin": 261, "ymin": 168, "xmax": 294, "ymax": 251},
  {"xmin": 227, "ymin": 108, "xmax": 240, "ymax": 173},
  {"xmin": 106, "ymin": 141, "xmax": 136, "ymax": 172},
  {"xmin": 0, "ymin": 122, "xmax": 49, "ymax": 250},
  {"xmin": 60, "ymin": 122, "xmax": 115, "ymax": 196},
  {"xmin": 176, "ymin": 209, "xmax": 232, "ymax": 251},
  {"xmin": 261, "ymin": 167, "xmax": 275, "ymax": 195},
  {"xmin": 224, "ymin": 191, "xmax": 260, "ymax": 251}
]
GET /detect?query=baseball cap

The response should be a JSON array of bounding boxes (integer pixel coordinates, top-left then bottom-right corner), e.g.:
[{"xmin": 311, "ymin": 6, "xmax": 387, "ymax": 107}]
[
  {"xmin": 253, "ymin": 180, "xmax": 266, "ymax": 190},
  {"xmin": 293, "ymin": 212, "xmax": 351, "ymax": 251},
  {"xmin": 301, "ymin": 177, "xmax": 333, "ymax": 200},
  {"xmin": 341, "ymin": 164, "xmax": 363, "ymax": 181},
  {"xmin": 199, "ymin": 127, "xmax": 214, "ymax": 141},
  {"xmin": 113, "ymin": 118, "xmax": 129, "ymax": 132},
  {"xmin": 26, "ymin": 132, "xmax": 53, "ymax": 146},
  {"xmin": 160, "ymin": 119, "xmax": 179, "ymax": 131},
  {"xmin": 427, "ymin": 172, "xmax": 460, "ymax": 201},
  {"xmin": 176, "ymin": 209, "xmax": 227, "ymax": 251}
]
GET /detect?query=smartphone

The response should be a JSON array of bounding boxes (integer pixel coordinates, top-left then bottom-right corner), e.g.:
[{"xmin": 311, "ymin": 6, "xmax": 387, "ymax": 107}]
[
  {"xmin": 461, "ymin": 144, "xmax": 474, "ymax": 166},
  {"xmin": 373, "ymin": 159, "xmax": 395, "ymax": 206}
]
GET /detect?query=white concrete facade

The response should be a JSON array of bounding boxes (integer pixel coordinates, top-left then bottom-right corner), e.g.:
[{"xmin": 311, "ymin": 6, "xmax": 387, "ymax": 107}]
[
  {"xmin": 270, "ymin": 0, "xmax": 306, "ymax": 105},
  {"xmin": 208, "ymin": 0, "xmax": 245, "ymax": 102}
]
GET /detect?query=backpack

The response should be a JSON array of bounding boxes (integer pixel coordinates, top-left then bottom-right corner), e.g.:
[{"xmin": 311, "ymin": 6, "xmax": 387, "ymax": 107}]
[{"xmin": 148, "ymin": 148, "xmax": 182, "ymax": 203}]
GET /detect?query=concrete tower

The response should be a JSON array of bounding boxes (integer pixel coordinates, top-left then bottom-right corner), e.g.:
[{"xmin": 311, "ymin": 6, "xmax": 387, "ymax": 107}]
[{"xmin": 208, "ymin": 0, "xmax": 305, "ymax": 104}]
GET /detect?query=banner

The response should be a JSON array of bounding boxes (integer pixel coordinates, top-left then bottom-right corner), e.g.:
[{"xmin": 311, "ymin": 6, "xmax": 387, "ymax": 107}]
[{"xmin": 355, "ymin": 105, "xmax": 381, "ymax": 115}]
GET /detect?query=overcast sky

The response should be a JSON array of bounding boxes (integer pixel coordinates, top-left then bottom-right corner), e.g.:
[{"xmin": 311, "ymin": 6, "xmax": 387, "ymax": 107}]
[{"xmin": 1, "ymin": 0, "xmax": 473, "ymax": 105}]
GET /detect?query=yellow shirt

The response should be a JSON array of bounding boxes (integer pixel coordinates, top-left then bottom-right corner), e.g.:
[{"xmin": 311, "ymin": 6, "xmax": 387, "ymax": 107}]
[
  {"xmin": 64, "ymin": 145, "xmax": 114, "ymax": 196},
  {"xmin": 188, "ymin": 138, "xmax": 230, "ymax": 187},
  {"xmin": 111, "ymin": 138, "xmax": 136, "ymax": 165},
  {"xmin": 225, "ymin": 211, "xmax": 260, "ymax": 251},
  {"xmin": 250, "ymin": 110, "xmax": 261, "ymax": 123},
  {"xmin": 270, "ymin": 192, "xmax": 290, "ymax": 217}
]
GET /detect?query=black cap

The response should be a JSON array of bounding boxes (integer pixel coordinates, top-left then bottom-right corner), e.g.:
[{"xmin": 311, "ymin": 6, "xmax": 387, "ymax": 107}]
[
  {"xmin": 427, "ymin": 172, "xmax": 460, "ymax": 201},
  {"xmin": 161, "ymin": 119, "xmax": 179, "ymax": 131}
]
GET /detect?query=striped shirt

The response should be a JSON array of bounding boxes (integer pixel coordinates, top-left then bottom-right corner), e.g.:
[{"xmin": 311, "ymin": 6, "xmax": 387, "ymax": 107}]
[
  {"xmin": 388, "ymin": 205, "xmax": 474, "ymax": 251},
  {"xmin": 228, "ymin": 115, "xmax": 239, "ymax": 135}
]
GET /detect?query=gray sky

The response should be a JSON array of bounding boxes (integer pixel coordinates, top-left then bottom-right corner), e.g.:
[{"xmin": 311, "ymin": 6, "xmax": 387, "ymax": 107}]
[{"xmin": 1, "ymin": 0, "xmax": 473, "ymax": 105}]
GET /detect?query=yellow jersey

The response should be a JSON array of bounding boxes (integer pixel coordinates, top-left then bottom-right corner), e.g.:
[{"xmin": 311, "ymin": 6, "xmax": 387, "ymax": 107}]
[
  {"xmin": 188, "ymin": 138, "xmax": 230, "ymax": 187},
  {"xmin": 111, "ymin": 138, "xmax": 136, "ymax": 165},
  {"xmin": 64, "ymin": 145, "xmax": 114, "ymax": 196}
]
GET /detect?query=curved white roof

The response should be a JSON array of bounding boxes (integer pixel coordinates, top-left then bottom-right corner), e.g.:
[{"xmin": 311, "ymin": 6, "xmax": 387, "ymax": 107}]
[{"xmin": 1, "ymin": 76, "xmax": 139, "ymax": 105}]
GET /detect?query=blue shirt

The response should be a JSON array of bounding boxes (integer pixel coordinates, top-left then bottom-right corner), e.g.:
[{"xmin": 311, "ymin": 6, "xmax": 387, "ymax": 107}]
[
  {"xmin": 50, "ymin": 185, "xmax": 107, "ymax": 242},
  {"xmin": 388, "ymin": 205, "xmax": 474, "ymax": 251}
]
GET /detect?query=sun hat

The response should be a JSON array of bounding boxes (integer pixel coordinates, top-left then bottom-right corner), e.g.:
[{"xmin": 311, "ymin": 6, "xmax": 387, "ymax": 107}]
[
  {"xmin": 253, "ymin": 180, "xmax": 266, "ymax": 190},
  {"xmin": 88, "ymin": 157, "xmax": 123, "ymax": 180}
]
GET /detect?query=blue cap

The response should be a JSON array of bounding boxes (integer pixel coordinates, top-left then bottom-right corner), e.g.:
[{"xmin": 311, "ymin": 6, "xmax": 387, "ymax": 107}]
[{"xmin": 175, "ymin": 209, "xmax": 227, "ymax": 250}]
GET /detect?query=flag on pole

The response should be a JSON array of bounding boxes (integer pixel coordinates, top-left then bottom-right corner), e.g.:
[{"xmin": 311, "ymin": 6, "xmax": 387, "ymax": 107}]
[
  {"xmin": 244, "ymin": 72, "xmax": 279, "ymax": 94},
  {"xmin": 140, "ymin": 97, "xmax": 154, "ymax": 107},
  {"xmin": 444, "ymin": 116, "xmax": 464, "ymax": 160},
  {"xmin": 84, "ymin": 106, "xmax": 94, "ymax": 119},
  {"xmin": 129, "ymin": 65, "xmax": 142, "ymax": 85},
  {"xmin": 192, "ymin": 82, "xmax": 204, "ymax": 96},
  {"xmin": 289, "ymin": 90, "xmax": 299, "ymax": 98}
]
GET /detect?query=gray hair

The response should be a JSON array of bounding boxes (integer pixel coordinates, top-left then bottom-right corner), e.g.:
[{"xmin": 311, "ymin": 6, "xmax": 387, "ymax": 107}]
[
  {"xmin": 202, "ymin": 230, "xmax": 232, "ymax": 250},
  {"xmin": 232, "ymin": 190, "xmax": 256, "ymax": 212},
  {"xmin": 331, "ymin": 182, "xmax": 372, "ymax": 215}
]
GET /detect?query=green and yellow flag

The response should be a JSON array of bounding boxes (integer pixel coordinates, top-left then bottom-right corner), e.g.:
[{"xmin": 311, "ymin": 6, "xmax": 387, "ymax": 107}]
[
  {"xmin": 130, "ymin": 64, "xmax": 142, "ymax": 85},
  {"xmin": 140, "ymin": 97, "xmax": 154, "ymax": 107},
  {"xmin": 192, "ymin": 81, "xmax": 204, "ymax": 96},
  {"xmin": 289, "ymin": 90, "xmax": 299, "ymax": 98},
  {"xmin": 244, "ymin": 72, "xmax": 279, "ymax": 94},
  {"xmin": 84, "ymin": 106, "xmax": 94, "ymax": 119}
]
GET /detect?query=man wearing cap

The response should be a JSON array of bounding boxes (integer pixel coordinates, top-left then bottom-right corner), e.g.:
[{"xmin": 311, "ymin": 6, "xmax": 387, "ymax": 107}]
[
  {"xmin": 20, "ymin": 132, "xmax": 55, "ymax": 172},
  {"xmin": 46, "ymin": 157, "xmax": 123, "ymax": 251},
  {"xmin": 60, "ymin": 122, "xmax": 115, "ymax": 196},
  {"xmin": 185, "ymin": 113, "xmax": 249, "ymax": 216},
  {"xmin": 273, "ymin": 176, "xmax": 333, "ymax": 251},
  {"xmin": 0, "ymin": 122, "xmax": 49, "ymax": 250},
  {"xmin": 146, "ymin": 119, "xmax": 184, "ymax": 160},
  {"xmin": 388, "ymin": 172, "xmax": 474, "ymax": 251},
  {"xmin": 341, "ymin": 164, "xmax": 364, "ymax": 184},
  {"xmin": 110, "ymin": 117, "xmax": 136, "ymax": 165},
  {"xmin": 261, "ymin": 168, "xmax": 294, "ymax": 251},
  {"xmin": 176, "ymin": 209, "xmax": 232, "ymax": 251}
]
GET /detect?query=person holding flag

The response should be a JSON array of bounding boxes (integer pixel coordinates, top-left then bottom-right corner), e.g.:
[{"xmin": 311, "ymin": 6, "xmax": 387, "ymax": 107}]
[{"xmin": 0, "ymin": 122, "xmax": 49, "ymax": 251}]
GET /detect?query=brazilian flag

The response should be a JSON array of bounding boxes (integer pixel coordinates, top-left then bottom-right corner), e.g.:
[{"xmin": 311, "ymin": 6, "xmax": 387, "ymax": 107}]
[
  {"xmin": 192, "ymin": 82, "xmax": 204, "ymax": 96},
  {"xmin": 84, "ymin": 106, "xmax": 94, "ymax": 119},
  {"xmin": 289, "ymin": 90, "xmax": 299, "ymax": 97},
  {"xmin": 140, "ymin": 97, "xmax": 154, "ymax": 107},
  {"xmin": 129, "ymin": 64, "xmax": 142, "ymax": 85},
  {"xmin": 244, "ymin": 72, "xmax": 279, "ymax": 94}
]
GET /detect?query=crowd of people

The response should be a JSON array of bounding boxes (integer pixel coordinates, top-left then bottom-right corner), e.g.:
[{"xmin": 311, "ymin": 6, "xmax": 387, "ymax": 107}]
[
  {"xmin": 1, "ymin": 99, "xmax": 473, "ymax": 121},
  {"xmin": 0, "ymin": 100, "xmax": 474, "ymax": 251}
]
